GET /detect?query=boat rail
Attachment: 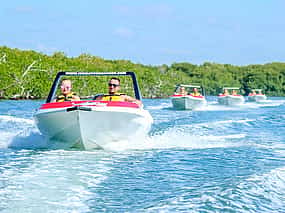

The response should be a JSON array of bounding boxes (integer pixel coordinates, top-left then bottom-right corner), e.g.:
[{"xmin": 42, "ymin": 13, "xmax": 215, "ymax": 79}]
[{"xmin": 46, "ymin": 71, "xmax": 141, "ymax": 103}]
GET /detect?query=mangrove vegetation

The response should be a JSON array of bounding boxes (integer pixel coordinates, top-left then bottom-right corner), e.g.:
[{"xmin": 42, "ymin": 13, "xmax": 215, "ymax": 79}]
[{"xmin": 0, "ymin": 46, "xmax": 285, "ymax": 99}]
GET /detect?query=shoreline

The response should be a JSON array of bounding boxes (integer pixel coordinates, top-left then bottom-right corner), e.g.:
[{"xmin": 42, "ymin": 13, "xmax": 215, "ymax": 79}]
[{"xmin": 0, "ymin": 95, "xmax": 281, "ymax": 101}]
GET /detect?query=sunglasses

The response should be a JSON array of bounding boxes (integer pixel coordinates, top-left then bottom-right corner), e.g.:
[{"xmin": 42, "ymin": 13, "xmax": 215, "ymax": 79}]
[
  {"xmin": 108, "ymin": 83, "xmax": 120, "ymax": 87},
  {"xmin": 61, "ymin": 85, "xmax": 72, "ymax": 90}
]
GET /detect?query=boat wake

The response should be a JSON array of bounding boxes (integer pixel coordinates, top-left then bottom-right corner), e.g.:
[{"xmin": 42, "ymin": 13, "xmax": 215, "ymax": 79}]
[
  {"xmin": 199, "ymin": 99, "xmax": 285, "ymax": 111},
  {"xmin": 8, "ymin": 129, "xmax": 48, "ymax": 149},
  {"xmin": 213, "ymin": 166, "xmax": 285, "ymax": 212},
  {"xmin": 0, "ymin": 107, "xmax": 274, "ymax": 152},
  {"xmin": 0, "ymin": 115, "xmax": 34, "ymax": 125},
  {"xmin": 0, "ymin": 115, "xmax": 37, "ymax": 149},
  {"xmin": 146, "ymin": 102, "xmax": 172, "ymax": 110},
  {"xmin": 102, "ymin": 120, "xmax": 248, "ymax": 152},
  {"xmin": 146, "ymin": 166, "xmax": 285, "ymax": 212},
  {"xmin": 2, "ymin": 116, "xmax": 248, "ymax": 152}
]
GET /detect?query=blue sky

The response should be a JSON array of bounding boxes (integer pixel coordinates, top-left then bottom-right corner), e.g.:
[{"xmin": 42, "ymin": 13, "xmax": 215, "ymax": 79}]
[{"xmin": 0, "ymin": 0, "xmax": 284, "ymax": 65}]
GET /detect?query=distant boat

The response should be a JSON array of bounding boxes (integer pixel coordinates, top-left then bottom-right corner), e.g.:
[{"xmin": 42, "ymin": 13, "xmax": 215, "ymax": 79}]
[
  {"xmin": 170, "ymin": 84, "xmax": 207, "ymax": 110},
  {"xmin": 218, "ymin": 87, "xmax": 245, "ymax": 106},
  {"xmin": 247, "ymin": 89, "xmax": 267, "ymax": 102}
]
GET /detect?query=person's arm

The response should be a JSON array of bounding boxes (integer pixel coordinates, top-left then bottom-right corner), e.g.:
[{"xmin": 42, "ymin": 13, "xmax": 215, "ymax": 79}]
[
  {"xmin": 122, "ymin": 95, "xmax": 142, "ymax": 107},
  {"xmin": 72, "ymin": 95, "xmax": 80, "ymax": 101},
  {"xmin": 94, "ymin": 94, "xmax": 104, "ymax": 100}
]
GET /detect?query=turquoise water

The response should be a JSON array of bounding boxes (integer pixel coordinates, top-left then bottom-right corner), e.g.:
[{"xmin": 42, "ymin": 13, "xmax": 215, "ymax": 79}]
[{"xmin": 0, "ymin": 98, "xmax": 285, "ymax": 212}]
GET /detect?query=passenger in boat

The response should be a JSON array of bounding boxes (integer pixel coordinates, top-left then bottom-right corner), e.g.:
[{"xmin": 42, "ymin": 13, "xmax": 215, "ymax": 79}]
[
  {"xmin": 177, "ymin": 86, "xmax": 187, "ymax": 96},
  {"xmin": 96, "ymin": 77, "xmax": 142, "ymax": 106},
  {"xmin": 190, "ymin": 87, "xmax": 201, "ymax": 96},
  {"xmin": 249, "ymin": 90, "xmax": 256, "ymax": 96},
  {"xmin": 231, "ymin": 90, "xmax": 238, "ymax": 95},
  {"xmin": 223, "ymin": 89, "xmax": 229, "ymax": 95},
  {"xmin": 55, "ymin": 79, "xmax": 80, "ymax": 102}
]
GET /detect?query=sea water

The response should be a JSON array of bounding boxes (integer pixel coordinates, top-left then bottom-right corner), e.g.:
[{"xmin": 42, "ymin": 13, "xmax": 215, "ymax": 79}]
[{"xmin": 0, "ymin": 98, "xmax": 285, "ymax": 212}]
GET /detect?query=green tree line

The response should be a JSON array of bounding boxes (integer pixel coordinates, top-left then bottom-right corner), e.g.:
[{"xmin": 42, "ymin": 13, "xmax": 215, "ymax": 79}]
[{"xmin": 0, "ymin": 46, "xmax": 285, "ymax": 99}]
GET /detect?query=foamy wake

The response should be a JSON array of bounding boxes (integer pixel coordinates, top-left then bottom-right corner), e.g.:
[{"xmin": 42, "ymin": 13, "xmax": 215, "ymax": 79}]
[
  {"xmin": 7, "ymin": 128, "xmax": 48, "ymax": 149},
  {"xmin": 146, "ymin": 102, "xmax": 172, "ymax": 110},
  {"xmin": 199, "ymin": 118, "xmax": 255, "ymax": 128},
  {"xmin": 103, "ymin": 127, "xmax": 245, "ymax": 152},
  {"xmin": 146, "ymin": 166, "xmax": 285, "ymax": 212},
  {"xmin": 0, "ymin": 115, "xmax": 37, "ymax": 149},
  {"xmin": 198, "ymin": 100, "xmax": 285, "ymax": 111},
  {"xmin": 220, "ymin": 166, "xmax": 285, "ymax": 212},
  {"xmin": 2, "ymin": 115, "xmax": 252, "ymax": 151},
  {"xmin": 0, "ymin": 115, "xmax": 34, "ymax": 125},
  {"xmin": 103, "ymin": 115, "xmax": 256, "ymax": 152},
  {"xmin": 0, "ymin": 149, "xmax": 115, "ymax": 212}
]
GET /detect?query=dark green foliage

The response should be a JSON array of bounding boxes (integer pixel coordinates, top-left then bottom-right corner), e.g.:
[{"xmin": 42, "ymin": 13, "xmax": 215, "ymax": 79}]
[{"xmin": 0, "ymin": 46, "xmax": 284, "ymax": 99}]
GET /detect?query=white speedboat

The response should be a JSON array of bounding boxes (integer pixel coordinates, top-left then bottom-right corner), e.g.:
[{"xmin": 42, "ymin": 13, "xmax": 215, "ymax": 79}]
[
  {"xmin": 247, "ymin": 89, "xmax": 267, "ymax": 102},
  {"xmin": 170, "ymin": 84, "xmax": 207, "ymax": 110},
  {"xmin": 217, "ymin": 87, "xmax": 245, "ymax": 106},
  {"xmin": 34, "ymin": 72, "xmax": 153, "ymax": 150},
  {"xmin": 218, "ymin": 94, "xmax": 245, "ymax": 106}
]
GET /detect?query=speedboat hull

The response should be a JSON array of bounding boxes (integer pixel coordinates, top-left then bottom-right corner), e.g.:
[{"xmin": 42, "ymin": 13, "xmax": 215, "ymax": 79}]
[
  {"xmin": 218, "ymin": 95, "xmax": 245, "ymax": 106},
  {"xmin": 35, "ymin": 101, "xmax": 153, "ymax": 150},
  {"xmin": 171, "ymin": 95, "xmax": 207, "ymax": 110},
  {"xmin": 248, "ymin": 95, "xmax": 267, "ymax": 102}
]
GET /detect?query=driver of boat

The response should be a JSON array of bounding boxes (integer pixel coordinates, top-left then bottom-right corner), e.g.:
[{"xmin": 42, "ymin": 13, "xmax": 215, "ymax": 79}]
[
  {"xmin": 95, "ymin": 77, "xmax": 142, "ymax": 106},
  {"xmin": 191, "ymin": 87, "xmax": 201, "ymax": 96},
  {"xmin": 55, "ymin": 79, "xmax": 80, "ymax": 102}
]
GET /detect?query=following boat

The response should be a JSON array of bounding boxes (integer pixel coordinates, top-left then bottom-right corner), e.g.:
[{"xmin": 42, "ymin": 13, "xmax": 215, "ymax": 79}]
[
  {"xmin": 247, "ymin": 89, "xmax": 267, "ymax": 102},
  {"xmin": 34, "ymin": 71, "xmax": 153, "ymax": 150},
  {"xmin": 218, "ymin": 87, "xmax": 245, "ymax": 106},
  {"xmin": 170, "ymin": 84, "xmax": 207, "ymax": 110}
]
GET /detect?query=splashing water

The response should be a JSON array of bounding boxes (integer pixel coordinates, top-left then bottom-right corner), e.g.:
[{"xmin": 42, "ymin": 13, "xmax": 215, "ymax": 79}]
[{"xmin": 0, "ymin": 98, "xmax": 285, "ymax": 212}]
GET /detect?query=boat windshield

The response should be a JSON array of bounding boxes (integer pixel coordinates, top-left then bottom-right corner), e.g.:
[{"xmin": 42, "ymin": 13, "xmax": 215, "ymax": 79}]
[
  {"xmin": 221, "ymin": 87, "xmax": 241, "ymax": 95},
  {"xmin": 174, "ymin": 85, "xmax": 203, "ymax": 96},
  {"xmin": 47, "ymin": 72, "xmax": 140, "ymax": 103}
]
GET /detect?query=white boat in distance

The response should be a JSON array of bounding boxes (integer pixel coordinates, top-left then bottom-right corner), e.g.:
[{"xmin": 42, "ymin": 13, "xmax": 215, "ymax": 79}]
[
  {"xmin": 247, "ymin": 89, "xmax": 267, "ymax": 102},
  {"xmin": 170, "ymin": 84, "xmax": 207, "ymax": 110},
  {"xmin": 35, "ymin": 71, "xmax": 153, "ymax": 150},
  {"xmin": 218, "ymin": 87, "xmax": 245, "ymax": 106}
]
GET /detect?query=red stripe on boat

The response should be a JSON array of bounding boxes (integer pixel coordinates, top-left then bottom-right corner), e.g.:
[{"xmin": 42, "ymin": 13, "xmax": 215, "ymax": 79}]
[
  {"xmin": 171, "ymin": 94, "xmax": 184, "ymax": 97},
  {"xmin": 190, "ymin": 95, "xmax": 204, "ymax": 98},
  {"xmin": 40, "ymin": 100, "xmax": 139, "ymax": 109}
]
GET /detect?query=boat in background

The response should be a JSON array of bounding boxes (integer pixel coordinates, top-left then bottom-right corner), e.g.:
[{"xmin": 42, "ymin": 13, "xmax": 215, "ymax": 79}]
[
  {"xmin": 218, "ymin": 87, "xmax": 245, "ymax": 106},
  {"xmin": 247, "ymin": 89, "xmax": 267, "ymax": 102},
  {"xmin": 170, "ymin": 84, "xmax": 207, "ymax": 110},
  {"xmin": 35, "ymin": 71, "xmax": 153, "ymax": 150}
]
